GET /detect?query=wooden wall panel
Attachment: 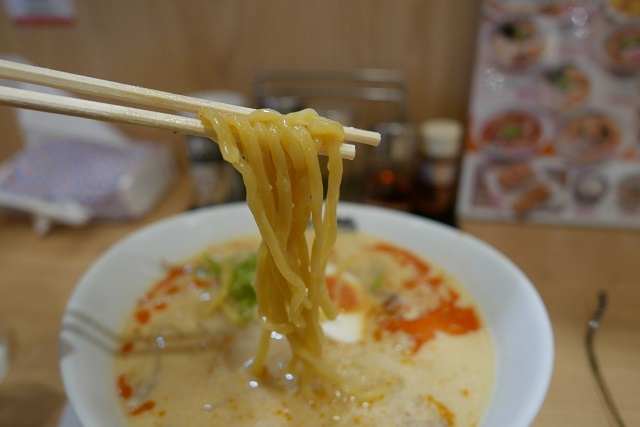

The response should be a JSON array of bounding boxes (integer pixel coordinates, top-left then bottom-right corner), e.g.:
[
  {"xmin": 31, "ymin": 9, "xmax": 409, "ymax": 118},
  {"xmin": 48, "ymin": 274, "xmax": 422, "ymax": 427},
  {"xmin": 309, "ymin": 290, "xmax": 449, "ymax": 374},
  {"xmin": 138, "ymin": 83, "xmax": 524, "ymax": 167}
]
[{"xmin": 0, "ymin": 0, "xmax": 481, "ymax": 160}]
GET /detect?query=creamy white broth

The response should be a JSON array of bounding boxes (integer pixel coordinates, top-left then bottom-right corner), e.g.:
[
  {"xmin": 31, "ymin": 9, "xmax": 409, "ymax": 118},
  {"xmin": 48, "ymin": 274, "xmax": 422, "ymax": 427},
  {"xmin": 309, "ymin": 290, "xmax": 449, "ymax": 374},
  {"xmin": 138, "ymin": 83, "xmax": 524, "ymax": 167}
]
[{"xmin": 114, "ymin": 232, "xmax": 494, "ymax": 427}]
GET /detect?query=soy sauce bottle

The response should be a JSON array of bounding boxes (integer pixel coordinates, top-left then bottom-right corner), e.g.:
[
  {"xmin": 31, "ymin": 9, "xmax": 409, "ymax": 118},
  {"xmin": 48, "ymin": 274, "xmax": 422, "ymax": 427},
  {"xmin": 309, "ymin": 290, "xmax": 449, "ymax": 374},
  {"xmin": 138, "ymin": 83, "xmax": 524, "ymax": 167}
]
[
  {"xmin": 363, "ymin": 123, "xmax": 418, "ymax": 212},
  {"xmin": 414, "ymin": 119, "xmax": 463, "ymax": 222}
]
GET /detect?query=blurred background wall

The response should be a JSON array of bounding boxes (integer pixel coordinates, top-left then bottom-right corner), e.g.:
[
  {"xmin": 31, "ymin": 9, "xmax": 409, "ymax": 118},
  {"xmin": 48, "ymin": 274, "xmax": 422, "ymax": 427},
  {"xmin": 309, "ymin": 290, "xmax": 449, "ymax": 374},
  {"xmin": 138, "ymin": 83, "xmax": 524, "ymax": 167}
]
[{"xmin": 0, "ymin": 0, "xmax": 481, "ymax": 161}]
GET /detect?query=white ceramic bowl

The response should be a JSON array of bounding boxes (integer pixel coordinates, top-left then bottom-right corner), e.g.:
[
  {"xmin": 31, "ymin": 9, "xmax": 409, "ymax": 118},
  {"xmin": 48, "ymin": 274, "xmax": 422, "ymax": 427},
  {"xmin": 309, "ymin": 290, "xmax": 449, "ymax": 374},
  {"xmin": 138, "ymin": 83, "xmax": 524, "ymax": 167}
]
[{"xmin": 60, "ymin": 202, "xmax": 554, "ymax": 426}]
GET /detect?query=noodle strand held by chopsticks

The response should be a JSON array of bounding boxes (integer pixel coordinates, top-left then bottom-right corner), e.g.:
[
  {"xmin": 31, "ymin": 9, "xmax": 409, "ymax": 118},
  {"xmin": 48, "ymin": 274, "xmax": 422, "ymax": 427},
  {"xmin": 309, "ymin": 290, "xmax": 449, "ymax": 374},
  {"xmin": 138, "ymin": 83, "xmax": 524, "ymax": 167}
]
[{"xmin": 197, "ymin": 107, "xmax": 343, "ymax": 388}]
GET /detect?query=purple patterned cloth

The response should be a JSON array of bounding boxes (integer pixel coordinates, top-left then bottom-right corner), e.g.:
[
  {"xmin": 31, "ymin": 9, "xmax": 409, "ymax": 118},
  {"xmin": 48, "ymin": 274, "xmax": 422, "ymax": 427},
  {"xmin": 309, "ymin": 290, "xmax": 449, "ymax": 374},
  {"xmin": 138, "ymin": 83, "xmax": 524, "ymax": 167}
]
[{"xmin": 0, "ymin": 140, "xmax": 154, "ymax": 220}]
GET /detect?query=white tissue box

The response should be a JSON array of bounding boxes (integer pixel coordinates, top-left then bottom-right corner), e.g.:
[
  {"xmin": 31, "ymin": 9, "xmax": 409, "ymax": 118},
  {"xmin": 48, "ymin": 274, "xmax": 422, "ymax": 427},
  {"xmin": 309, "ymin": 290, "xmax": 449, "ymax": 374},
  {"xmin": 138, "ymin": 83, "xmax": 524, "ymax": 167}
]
[
  {"xmin": 0, "ymin": 139, "xmax": 177, "ymax": 232},
  {"xmin": 118, "ymin": 143, "xmax": 177, "ymax": 218}
]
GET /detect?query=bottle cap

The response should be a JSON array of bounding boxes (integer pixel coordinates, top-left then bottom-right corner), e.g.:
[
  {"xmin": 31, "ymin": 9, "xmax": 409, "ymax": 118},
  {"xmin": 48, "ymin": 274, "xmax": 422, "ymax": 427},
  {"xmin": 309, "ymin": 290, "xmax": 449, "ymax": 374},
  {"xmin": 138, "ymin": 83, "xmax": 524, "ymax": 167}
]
[{"xmin": 419, "ymin": 119, "xmax": 464, "ymax": 158}]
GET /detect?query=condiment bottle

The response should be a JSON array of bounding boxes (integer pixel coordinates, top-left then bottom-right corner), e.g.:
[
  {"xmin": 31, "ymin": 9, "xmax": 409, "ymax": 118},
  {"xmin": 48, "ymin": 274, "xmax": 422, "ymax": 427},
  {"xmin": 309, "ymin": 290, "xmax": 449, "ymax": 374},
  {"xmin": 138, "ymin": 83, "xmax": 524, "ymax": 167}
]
[
  {"xmin": 363, "ymin": 123, "xmax": 417, "ymax": 212},
  {"xmin": 414, "ymin": 119, "xmax": 463, "ymax": 219}
]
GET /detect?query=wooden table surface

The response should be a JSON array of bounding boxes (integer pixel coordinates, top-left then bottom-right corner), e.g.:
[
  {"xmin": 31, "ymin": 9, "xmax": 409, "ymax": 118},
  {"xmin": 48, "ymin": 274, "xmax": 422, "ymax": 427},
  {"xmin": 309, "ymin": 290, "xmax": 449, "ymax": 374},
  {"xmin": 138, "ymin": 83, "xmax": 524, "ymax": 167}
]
[{"xmin": 0, "ymin": 175, "xmax": 638, "ymax": 426}]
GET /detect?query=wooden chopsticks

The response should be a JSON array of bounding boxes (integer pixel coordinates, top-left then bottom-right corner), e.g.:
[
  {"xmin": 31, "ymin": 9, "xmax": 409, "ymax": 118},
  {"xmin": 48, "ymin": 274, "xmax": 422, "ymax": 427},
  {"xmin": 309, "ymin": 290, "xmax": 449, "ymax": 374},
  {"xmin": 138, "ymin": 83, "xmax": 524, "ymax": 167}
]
[{"xmin": 0, "ymin": 59, "xmax": 381, "ymax": 160}]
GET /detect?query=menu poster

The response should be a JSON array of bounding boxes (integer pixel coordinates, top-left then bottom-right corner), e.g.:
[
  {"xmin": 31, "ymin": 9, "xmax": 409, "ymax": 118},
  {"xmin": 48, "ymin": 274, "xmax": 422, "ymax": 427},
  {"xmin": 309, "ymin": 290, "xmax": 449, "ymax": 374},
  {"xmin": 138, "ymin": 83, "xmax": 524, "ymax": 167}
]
[{"xmin": 457, "ymin": 0, "xmax": 640, "ymax": 228}]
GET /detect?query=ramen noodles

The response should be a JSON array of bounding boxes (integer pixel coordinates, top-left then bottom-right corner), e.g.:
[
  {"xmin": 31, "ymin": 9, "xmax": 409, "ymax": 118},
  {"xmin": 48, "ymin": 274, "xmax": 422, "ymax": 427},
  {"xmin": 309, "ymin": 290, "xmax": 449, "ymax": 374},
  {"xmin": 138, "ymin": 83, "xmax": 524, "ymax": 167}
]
[
  {"xmin": 558, "ymin": 112, "xmax": 622, "ymax": 164},
  {"xmin": 480, "ymin": 110, "xmax": 542, "ymax": 159},
  {"xmin": 603, "ymin": 24, "xmax": 640, "ymax": 73},
  {"xmin": 489, "ymin": 20, "xmax": 545, "ymax": 69},
  {"xmin": 196, "ymin": 108, "xmax": 344, "ymax": 391},
  {"xmin": 537, "ymin": 64, "xmax": 590, "ymax": 110},
  {"xmin": 114, "ymin": 233, "xmax": 495, "ymax": 426}
]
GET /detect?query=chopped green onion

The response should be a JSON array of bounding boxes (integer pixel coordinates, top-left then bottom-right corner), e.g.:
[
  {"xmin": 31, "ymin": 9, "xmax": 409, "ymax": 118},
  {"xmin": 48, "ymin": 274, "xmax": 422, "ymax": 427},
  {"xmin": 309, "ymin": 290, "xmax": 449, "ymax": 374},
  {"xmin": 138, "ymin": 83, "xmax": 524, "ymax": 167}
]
[
  {"xmin": 194, "ymin": 254, "xmax": 222, "ymax": 278},
  {"xmin": 513, "ymin": 26, "xmax": 530, "ymax": 41},
  {"xmin": 621, "ymin": 37, "xmax": 640, "ymax": 51},
  {"xmin": 225, "ymin": 253, "xmax": 258, "ymax": 324},
  {"xmin": 371, "ymin": 275, "xmax": 384, "ymax": 292},
  {"xmin": 545, "ymin": 68, "xmax": 571, "ymax": 91},
  {"xmin": 499, "ymin": 123, "xmax": 522, "ymax": 140}
]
